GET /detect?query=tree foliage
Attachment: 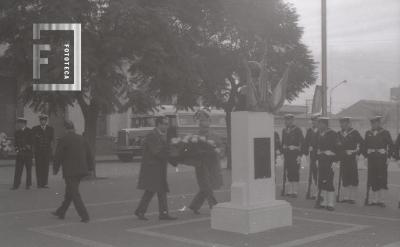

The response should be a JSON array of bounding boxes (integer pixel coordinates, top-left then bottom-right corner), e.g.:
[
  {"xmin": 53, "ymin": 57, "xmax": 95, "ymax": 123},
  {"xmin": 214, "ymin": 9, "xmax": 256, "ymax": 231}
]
[{"xmin": 0, "ymin": 0, "xmax": 317, "ymax": 170}]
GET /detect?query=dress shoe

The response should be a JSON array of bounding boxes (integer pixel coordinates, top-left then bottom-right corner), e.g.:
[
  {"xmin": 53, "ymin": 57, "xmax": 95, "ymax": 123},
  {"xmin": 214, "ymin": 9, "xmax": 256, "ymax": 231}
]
[
  {"xmin": 376, "ymin": 202, "xmax": 386, "ymax": 208},
  {"xmin": 314, "ymin": 204, "xmax": 326, "ymax": 209},
  {"xmin": 326, "ymin": 206, "xmax": 335, "ymax": 211},
  {"xmin": 25, "ymin": 186, "xmax": 30, "ymax": 190},
  {"xmin": 51, "ymin": 212, "xmax": 65, "ymax": 220},
  {"xmin": 189, "ymin": 207, "xmax": 200, "ymax": 215},
  {"xmin": 134, "ymin": 211, "xmax": 148, "ymax": 221},
  {"xmin": 159, "ymin": 214, "xmax": 177, "ymax": 220},
  {"xmin": 10, "ymin": 186, "xmax": 18, "ymax": 190},
  {"xmin": 80, "ymin": 218, "xmax": 90, "ymax": 223},
  {"xmin": 347, "ymin": 200, "xmax": 356, "ymax": 204}
]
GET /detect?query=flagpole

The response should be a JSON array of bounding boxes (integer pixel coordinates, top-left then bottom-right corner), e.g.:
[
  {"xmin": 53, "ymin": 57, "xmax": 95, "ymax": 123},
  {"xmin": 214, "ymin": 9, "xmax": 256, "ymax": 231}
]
[{"xmin": 321, "ymin": 0, "xmax": 328, "ymax": 116}]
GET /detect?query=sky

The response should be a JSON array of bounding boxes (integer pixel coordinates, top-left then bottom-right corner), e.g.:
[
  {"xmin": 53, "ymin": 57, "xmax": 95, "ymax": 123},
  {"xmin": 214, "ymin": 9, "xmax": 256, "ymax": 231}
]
[{"xmin": 285, "ymin": 0, "xmax": 400, "ymax": 113}]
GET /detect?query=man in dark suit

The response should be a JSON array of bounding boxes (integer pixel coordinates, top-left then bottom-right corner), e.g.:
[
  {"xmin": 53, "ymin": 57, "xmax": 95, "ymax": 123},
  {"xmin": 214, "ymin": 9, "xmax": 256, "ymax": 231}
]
[
  {"xmin": 32, "ymin": 114, "xmax": 54, "ymax": 188},
  {"xmin": 11, "ymin": 118, "xmax": 33, "ymax": 190},
  {"xmin": 135, "ymin": 116, "xmax": 177, "ymax": 221},
  {"xmin": 52, "ymin": 120, "xmax": 93, "ymax": 223}
]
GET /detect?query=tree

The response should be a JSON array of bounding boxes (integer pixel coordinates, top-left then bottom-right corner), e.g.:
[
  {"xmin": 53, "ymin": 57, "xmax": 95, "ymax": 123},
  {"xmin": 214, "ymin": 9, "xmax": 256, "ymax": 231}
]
[
  {"xmin": 196, "ymin": 0, "xmax": 317, "ymax": 169},
  {"xmin": 0, "ymin": 0, "xmax": 212, "ymax": 171}
]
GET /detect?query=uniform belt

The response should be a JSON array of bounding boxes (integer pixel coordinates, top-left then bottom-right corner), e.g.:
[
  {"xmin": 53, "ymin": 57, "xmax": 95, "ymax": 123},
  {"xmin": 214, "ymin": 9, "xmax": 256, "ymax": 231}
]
[
  {"xmin": 283, "ymin": 145, "xmax": 300, "ymax": 151},
  {"xmin": 318, "ymin": 150, "xmax": 335, "ymax": 156},
  {"xmin": 344, "ymin": 149, "xmax": 358, "ymax": 155},
  {"xmin": 367, "ymin": 148, "xmax": 386, "ymax": 154}
]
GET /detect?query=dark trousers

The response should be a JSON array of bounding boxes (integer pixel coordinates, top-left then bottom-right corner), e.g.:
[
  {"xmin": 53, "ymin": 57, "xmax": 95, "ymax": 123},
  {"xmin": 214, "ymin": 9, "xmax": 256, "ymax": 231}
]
[
  {"xmin": 35, "ymin": 151, "xmax": 50, "ymax": 187},
  {"xmin": 56, "ymin": 176, "xmax": 89, "ymax": 220},
  {"xmin": 13, "ymin": 154, "xmax": 32, "ymax": 188},
  {"xmin": 317, "ymin": 155, "xmax": 335, "ymax": 192},
  {"xmin": 190, "ymin": 189, "xmax": 217, "ymax": 210},
  {"xmin": 367, "ymin": 154, "xmax": 388, "ymax": 191},
  {"xmin": 341, "ymin": 155, "xmax": 359, "ymax": 187},
  {"xmin": 310, "ymin": 153, "xmax": 318, "ymax": 184},
  {"xmin": 284, "ymin": 151, "xmax": 300, "ymax": 182},
  {"xmin": 135, "ymin": 190, "xmax": 168, "ymax": 216}
]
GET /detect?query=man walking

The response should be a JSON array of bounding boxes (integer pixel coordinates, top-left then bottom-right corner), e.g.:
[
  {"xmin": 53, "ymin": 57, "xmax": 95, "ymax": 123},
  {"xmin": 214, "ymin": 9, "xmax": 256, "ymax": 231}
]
[
  {"xmin": 315, "ymin": 117, "xmax": 338, "ymax": 211},
  {"xmin": 336, "ymin": 117, "xmax": 363, "ymax": 204},
  {"xmin": 188, "ymin": 109, "xmax": 223, "ymax": 214},
  {"xmin": 11, "ymin": 118, "xmax": 33, "ymax": 190},
  {"xmin": 281, "ymin": 114, "xmax": 304, "ymax": 197},
  {"xmin": 303, "ymin": 114, "xmax": 320, "ymax": 200},
  {"xmin": 135, "ymin": 116, "xmax": 177, "ymax": 221},
  {"xmin": 52, "ymin": 121, "xmax": 93, "ymax": 223},
  {"xmin": 363, "ymin": 116, "xmax": 393, "ymax": 207},
  {"xmin": 32, "ymin": 114, "xmax": 54, "ymax": 188}
]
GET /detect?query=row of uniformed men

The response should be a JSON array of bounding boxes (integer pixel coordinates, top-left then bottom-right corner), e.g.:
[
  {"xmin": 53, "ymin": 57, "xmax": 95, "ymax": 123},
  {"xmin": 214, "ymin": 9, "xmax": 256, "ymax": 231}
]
[
  {"xmin": 10, "ymin": 115, "xmax": 54, "ymax": 190},
  {"xmin": 277, "ymin": 114, "xmax": 399, "ymax": 211}
]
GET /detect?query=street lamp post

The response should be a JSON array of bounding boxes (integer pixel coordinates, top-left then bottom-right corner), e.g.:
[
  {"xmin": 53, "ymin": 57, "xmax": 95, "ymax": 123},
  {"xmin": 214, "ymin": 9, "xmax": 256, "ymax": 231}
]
[{"xmin": 329, "ymin": 80, "xmax": 348, "ymax": 115}]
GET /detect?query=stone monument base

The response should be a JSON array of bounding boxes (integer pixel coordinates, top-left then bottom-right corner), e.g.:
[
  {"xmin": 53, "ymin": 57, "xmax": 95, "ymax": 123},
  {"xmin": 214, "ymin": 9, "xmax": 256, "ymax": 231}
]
[
  {"xmin": 211, "ymin": 200, "xmax": 292, "ymax": 234},
  {"xmin": 210, "ymin": 111, "xmax": 292, "ymax": 234}
]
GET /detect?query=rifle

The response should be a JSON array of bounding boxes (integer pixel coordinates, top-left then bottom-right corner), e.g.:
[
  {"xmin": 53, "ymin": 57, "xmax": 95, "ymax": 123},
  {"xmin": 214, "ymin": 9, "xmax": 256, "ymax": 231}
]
[
  {"xmin": 364, "ymin": 159, "xmax": 370, "ymax": 206},
  {"xmin": 314, "ymin": 160, "xmax": 322, "ymax": 208},
  {"xmin": 306, "ymin": 155, "xmax": 312, "ymax": 199},
  {"xmin": 281, "ymin": 161, "xmax": 287, "ymax": 196},
  {"xmin": 336, "ymin": 162, "xmax": 342, "ymax": 203}
]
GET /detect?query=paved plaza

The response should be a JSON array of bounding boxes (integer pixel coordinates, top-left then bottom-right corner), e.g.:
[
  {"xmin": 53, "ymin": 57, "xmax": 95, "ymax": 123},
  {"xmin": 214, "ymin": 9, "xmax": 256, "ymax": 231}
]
[{"xmin": 1, "ymin": 160, "xmax": 399, "ymax": 247}]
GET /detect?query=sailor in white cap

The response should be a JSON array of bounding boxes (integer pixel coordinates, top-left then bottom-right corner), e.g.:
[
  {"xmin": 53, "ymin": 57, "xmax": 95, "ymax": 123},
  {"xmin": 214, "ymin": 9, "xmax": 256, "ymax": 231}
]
[
  {"xmin": 314, "ymin": 117, "xmax": 339, "ymax": 211},
  {"xmin": 363, "ymin": 115, "xmax": 394, "ymax": 207},
  {"xmin": 304, "ymin": 114, "xmax": 321, "ymax": 200},
  {"xmin": 281, "ymin": 114, "xmax": 304, "ymax": 198},
  {"xmin": 11, "ymin": 117, "xmax": 33, "ymax": 190},
  {"xmin": 32, "ymin": 114, "xmax": 54, "ymax": 188},
  {"xmin": 336, "ymin": 117, "xmax": 363, "ymax": 204}
]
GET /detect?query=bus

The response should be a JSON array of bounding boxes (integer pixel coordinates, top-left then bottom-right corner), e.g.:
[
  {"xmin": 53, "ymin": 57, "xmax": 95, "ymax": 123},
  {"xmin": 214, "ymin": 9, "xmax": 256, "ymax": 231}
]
[{"xmin": 115, "ymin": 106, "xmax": 227, "ymax": 162}]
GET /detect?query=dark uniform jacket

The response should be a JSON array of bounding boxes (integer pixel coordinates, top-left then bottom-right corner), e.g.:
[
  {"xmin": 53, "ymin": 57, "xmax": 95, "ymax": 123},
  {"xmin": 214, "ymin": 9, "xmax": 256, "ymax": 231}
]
[
  {"xmin": 337, "ymin": 128, "xmax": 363, "ymax": 159},
  {"xmin": 362, "ymin": 128, "xmax": 393, "ymax": 158},
  {"xmin": 137, "ymin": 129, "xmax": 170, "ymax": 193},
  {"xmin": 394, "ymin": 134, "xmax": 400, "ymax": 159},
  {"xmin": 53, "ymin": 132, "xmax": 94, "ymax": 178},
  {"xmin": 32, "ymin": 125, "xmax": 54, "ymax": 153},
  {"xmin": 274, "ymin": 131, "xmax": 281, "ymax": 154},
  {"xmin": 303, "ymin": 127, "xmax": 319, "ymax": 156},
  {"xmin": 316, "ymin": 129, "xmax": 339, "ymax": 161},
  {"xmin": 14, "ymin": 128, "xmax": 33, "ymax": 155},
  {"xmin": 281, "ymin": 125, "xmax": 304, "ymax": 155}
]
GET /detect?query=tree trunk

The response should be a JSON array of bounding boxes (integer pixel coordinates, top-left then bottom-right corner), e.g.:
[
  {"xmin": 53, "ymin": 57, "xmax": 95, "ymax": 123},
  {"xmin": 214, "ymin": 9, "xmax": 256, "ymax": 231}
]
[{"xmin": 77, "ymin": 96, "xmax": 99, "ymax": 177}]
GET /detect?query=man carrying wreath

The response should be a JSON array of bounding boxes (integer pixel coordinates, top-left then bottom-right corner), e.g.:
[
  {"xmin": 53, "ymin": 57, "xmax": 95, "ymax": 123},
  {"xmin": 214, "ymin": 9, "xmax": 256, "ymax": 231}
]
[{"xmin": 187, "ymin": 109, "xmax": 223, "ymax": 214}]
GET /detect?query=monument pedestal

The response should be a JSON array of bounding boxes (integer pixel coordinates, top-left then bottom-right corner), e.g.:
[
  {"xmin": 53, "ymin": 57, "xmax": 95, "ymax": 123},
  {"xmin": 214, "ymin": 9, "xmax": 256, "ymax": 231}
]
[{"xmin": 211, "ymin": 111, "xmax": 292, "ymax": 234}]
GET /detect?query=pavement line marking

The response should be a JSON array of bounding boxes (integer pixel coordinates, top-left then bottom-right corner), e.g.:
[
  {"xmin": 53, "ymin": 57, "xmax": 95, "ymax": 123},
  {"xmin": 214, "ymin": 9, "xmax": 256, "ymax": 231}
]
[
  {"xmin": 127, "ymin": 217, "xmax": 210, "ymax": 232},
  {"xmin": 383, "ymin": 241, "xmax": 400, "ymax": 247},
  {"xmin": 29, "ymin": 227, "xmax": 115, "ymax": 247},
  {"xmin": 269, "ymin": 225, "xmax": 368, "ymax": 247},
  {"xmin": 30, "ymin": 209, "xmax": 371, "ymax": 247},
  {"xmin": 132, "ymin": 228, "xmax": 231, "ymax": 247},
  {"xmin": 0, "ymin": 190, "xmax": 230, "ymax": 217},
  {"xmin": 126, "ymin": 216, "xmax": 369, "ymax": 247},
  {"xmin": 293, "ymin": 207, "xmax": 400, "ymax": 222}
]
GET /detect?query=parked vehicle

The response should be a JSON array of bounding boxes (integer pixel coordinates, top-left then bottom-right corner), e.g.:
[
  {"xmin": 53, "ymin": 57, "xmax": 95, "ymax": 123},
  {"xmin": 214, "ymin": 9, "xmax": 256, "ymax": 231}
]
[{"xmin": 115, "ymin": 107, "xmax": 227, "ymax": 162}]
